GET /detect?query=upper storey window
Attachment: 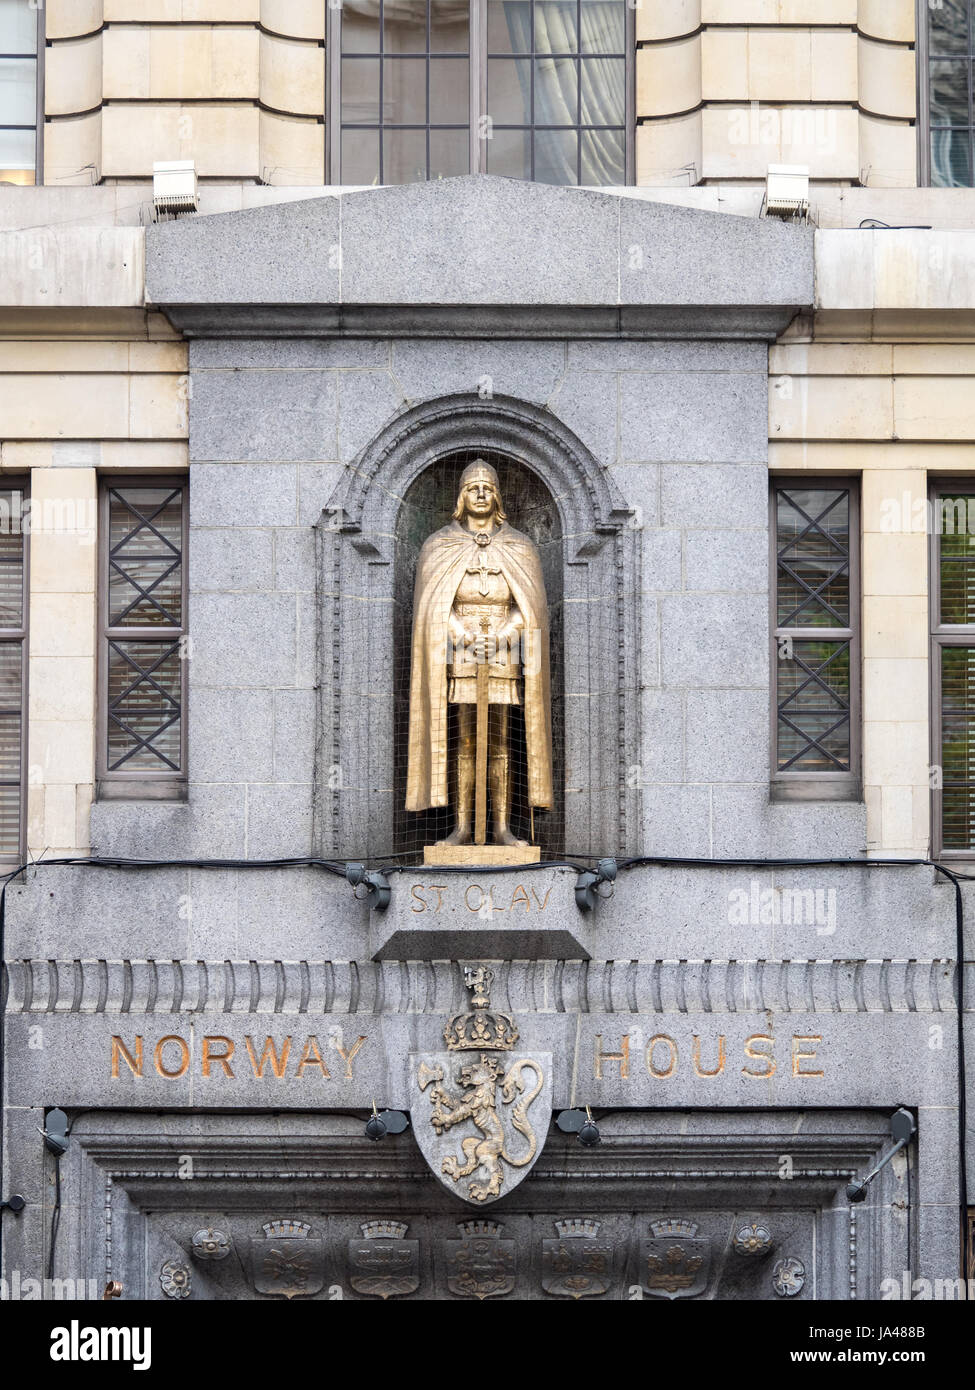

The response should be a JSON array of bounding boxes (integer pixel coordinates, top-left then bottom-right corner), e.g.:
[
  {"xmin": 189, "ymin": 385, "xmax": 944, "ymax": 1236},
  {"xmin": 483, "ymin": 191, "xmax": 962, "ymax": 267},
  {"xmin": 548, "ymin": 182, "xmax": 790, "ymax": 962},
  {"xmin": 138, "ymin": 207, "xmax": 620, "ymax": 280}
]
[
  {"xmin": 331, "ymin": 0, "xmax": 631, "ymax": 185},
  {"xmin": 924, "ymin": 0, "xmax": 975, "ymax": 185},
  {"xmin": 98, "ymin": 482, "xmax": 188, "ymax": 800},
  {"xmin": 0, "ymin": 483, "xmax": 26, "ymax": 863},
  {"xmin": 771, "ymin": 481, "xmax": 861, "ymax": 802},
  {"xmin": 0, "ymin": 0, "xmax": 40, "ymax": 186}
]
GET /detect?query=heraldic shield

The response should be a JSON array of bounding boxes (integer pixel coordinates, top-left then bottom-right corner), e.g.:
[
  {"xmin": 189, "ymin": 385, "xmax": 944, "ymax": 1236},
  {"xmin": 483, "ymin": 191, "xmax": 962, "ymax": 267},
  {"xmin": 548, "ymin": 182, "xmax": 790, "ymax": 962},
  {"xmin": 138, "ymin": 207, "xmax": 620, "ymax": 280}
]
[
  {"xmin": 348, "ymin": 1221, "xmax": 420, "ymax": 1300},
  {"xmin": 410, "ymin": 967, "xmax": 552, "ymax": 1205},
  {"xmin": 246, "ymin": 1220, "xmax": 327, "ymax": 1300},
  {"xmin": 639, "ymin": 1219, "xmax": 712, "ymax": 1301}
]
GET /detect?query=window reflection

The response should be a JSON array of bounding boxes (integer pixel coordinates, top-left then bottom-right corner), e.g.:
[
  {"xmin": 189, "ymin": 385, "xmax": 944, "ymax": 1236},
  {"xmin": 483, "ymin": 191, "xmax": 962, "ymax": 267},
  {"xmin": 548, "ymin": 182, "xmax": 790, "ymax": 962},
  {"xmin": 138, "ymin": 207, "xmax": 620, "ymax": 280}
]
[
  {"xmin": 340, "ymin": 0, "xmax": 471, "ymax": 184},
  {"xmin": 339, "ymin": 0, "xmax": 627, "ymax": 185},
  {"xmin": 0, "ymin": 3, "xmax": 38, "ymax": 186},
  {"xmin": 928, "ymin": 1, "xmax": 974, "ymax": 186},
  {"xmin": 488, "ymin": 0, "xmax": 626, "ymax": 184}
]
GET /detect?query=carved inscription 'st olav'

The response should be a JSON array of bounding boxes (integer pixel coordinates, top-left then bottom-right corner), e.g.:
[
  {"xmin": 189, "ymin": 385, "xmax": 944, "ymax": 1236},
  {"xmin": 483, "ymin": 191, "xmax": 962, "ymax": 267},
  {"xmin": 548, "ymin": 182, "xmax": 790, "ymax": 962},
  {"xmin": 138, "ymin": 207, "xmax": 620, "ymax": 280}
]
[
  {"xmin": 410, "ymin": 880, "xmax": 554, "ymax": 913},
  {"xmin": 406, "ymin": 459, "xmax": 552, "ymax": 863}
]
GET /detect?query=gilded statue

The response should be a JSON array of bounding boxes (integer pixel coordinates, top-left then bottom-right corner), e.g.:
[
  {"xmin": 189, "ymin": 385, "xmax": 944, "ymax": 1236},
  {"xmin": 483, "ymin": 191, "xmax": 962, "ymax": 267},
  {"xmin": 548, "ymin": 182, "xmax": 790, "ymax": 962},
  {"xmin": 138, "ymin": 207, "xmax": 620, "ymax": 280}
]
[{"xmin": 406, "ymin": 459, "xmax": 552, "ymax": 862}]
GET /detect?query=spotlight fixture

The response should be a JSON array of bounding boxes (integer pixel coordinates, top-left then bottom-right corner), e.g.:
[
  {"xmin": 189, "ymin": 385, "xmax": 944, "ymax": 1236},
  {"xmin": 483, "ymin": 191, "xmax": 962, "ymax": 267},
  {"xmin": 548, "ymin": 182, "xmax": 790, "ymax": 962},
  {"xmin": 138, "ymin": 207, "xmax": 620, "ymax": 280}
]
[
  {"xmin": 574, "ymin": 858, "xmax": 617, "ymax": 912},
  {"xmin": 764, "ymin": 163, "xmax": 809, "ymax": 221},
  {"xmin": 846, "ymin": 1108, "xmax": 915, "ymax": 1204},
  {"xmin": 40, "ymin": 1108, "xmax": 69, "ymax": 1158},
  {"xmin": 152, "ymin": 159, "xmax": 198, "ymax": 216},
  {"xmin": 578, "ymin": 1107, "xmax": 601, "ymax": 1147},
  {"xmin": 346, "ymin": 863, "xmax": 391, "ymax": 911},
  {"xmin": 1, "ymin": 1194, "xmax": 26, "ymax": 1214},
  {"xmin": 556, "ymin": 1105, "xmax": 601, "ymax": 1146},
  {"xmin": 364, "ymin": 1103, "xmax": 409, "ymax": 1142}
]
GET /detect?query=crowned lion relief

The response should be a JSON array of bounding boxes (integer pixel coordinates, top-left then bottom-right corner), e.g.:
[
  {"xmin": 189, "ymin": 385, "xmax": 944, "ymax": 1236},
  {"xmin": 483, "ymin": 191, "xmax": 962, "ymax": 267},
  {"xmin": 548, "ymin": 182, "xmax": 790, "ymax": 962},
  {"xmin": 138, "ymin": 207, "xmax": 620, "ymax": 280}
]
[
  {"xmin": 422, "ymin": 1053, "xmax": 544, "ymax": 1203},
  {"xmin": 411, "ymin": 966, "xmax": 551, "ymax": 1205}
]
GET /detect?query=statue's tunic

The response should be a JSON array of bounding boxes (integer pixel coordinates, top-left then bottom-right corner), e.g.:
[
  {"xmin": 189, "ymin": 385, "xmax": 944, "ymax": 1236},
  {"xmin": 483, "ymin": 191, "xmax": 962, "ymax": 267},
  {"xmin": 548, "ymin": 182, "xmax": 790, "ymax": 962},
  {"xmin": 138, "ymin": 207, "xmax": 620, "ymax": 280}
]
[
  {"xmin": 448, "ymin": 565, "xmax": 521, "ymax": 706},
  {"xmin": 406, "ymin": 520, "xmax": 553, "ymax": 813}
]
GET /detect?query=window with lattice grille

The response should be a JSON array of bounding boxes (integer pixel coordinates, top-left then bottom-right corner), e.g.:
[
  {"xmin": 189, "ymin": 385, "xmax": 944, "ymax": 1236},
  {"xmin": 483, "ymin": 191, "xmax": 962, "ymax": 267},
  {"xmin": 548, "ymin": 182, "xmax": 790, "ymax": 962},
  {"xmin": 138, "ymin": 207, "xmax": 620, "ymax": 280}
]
[
  {"xmin": 98, "ymin": 481, "xmax": 187, "ymax": 799},
  {"xmin": 0, "ymin": 482, "xmax": 26, "ymax": 859},
  {"xmin": 930, "ymin": 485, "xmax": 975, "ymax": 855},
  {"xmin": 771, "ymin": 481, "xmax": 860, "ymax": 800}
]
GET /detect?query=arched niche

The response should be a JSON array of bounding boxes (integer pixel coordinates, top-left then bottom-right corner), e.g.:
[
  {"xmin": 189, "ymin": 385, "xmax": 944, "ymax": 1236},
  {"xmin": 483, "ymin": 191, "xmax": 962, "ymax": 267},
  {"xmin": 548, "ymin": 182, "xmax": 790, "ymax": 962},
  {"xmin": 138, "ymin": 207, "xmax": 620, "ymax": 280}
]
[
  {"xmin": 393, "ymin": 450, "xmax": 564, "ymax": 858},
  {"xmin": 315, "ymin": 393, "xmax": 641, "ymax": 862}
]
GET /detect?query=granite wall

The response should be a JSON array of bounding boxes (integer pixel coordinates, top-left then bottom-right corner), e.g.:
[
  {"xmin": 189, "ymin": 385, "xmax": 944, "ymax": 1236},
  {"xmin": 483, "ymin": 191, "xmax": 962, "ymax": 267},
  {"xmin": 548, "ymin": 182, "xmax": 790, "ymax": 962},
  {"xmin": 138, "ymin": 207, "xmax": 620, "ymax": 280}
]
[{"xmin": 1, "ymin": 180, "xmax": 968, "ymax": 1301}]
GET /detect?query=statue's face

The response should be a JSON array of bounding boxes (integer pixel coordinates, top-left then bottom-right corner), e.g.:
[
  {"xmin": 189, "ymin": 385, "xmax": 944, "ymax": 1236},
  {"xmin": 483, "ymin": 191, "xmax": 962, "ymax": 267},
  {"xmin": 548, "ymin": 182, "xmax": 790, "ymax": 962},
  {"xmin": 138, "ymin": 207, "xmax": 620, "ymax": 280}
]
[{"xmin": 461, "ymin": 477, "xmax": 499, "ymax": 520}]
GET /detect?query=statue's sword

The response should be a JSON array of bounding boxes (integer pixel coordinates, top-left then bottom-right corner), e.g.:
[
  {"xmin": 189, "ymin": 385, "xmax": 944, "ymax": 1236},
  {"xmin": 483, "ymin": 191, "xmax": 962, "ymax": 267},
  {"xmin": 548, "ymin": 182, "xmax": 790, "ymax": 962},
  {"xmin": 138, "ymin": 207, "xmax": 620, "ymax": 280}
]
[{"xmin": 475, "ymin": 616, "xmax": 490, "ymax": 845}]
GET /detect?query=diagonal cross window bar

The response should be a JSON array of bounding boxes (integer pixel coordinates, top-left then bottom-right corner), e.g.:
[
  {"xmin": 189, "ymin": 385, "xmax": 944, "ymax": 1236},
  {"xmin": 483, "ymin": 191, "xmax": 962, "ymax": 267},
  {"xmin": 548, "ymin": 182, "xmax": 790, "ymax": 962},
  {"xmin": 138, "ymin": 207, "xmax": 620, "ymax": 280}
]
[{"xmin": 102, "ymin": 482, "xmax": 186, "ymax": 784}]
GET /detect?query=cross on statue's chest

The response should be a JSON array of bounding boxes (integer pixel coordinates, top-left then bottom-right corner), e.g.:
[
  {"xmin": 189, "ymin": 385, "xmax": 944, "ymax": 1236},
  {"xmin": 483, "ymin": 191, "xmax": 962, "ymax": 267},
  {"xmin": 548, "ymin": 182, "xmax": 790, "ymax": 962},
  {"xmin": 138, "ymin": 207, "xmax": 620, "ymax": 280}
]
[{"xmin": 467, "ymin": 539, "xmax": 503, "ymax": 597}]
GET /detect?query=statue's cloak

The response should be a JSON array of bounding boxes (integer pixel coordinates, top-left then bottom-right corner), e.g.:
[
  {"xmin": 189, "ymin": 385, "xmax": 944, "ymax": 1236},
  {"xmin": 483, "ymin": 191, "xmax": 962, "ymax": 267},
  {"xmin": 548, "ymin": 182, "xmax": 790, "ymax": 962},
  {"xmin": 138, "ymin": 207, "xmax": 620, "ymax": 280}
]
[{"xmin": 406, "ymin": 521, "xmax": 553, "ymax": 812}]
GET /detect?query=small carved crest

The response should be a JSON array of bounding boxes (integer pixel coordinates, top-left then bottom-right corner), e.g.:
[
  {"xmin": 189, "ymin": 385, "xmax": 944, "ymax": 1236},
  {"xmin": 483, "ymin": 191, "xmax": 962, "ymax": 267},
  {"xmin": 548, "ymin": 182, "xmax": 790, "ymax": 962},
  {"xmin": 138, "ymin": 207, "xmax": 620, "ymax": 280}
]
[
  {"xmin": 348, "ymin": 1221, "xmax": 420, "ymax": 1301},
  {"xmin": 246, "ymin": 1220, "xmax": 327, "ymax": 1300},
  {"xmin": 640, "ymin": 1219, "xmax": 711, "ymax": 1301},
  {"xmin": 445, "ymin": 1220, "xmax": 516, "ymax": 1300},
  {"xmin": 541, "ymin": 1218, "xmax": 614, "ymax": 1300}
]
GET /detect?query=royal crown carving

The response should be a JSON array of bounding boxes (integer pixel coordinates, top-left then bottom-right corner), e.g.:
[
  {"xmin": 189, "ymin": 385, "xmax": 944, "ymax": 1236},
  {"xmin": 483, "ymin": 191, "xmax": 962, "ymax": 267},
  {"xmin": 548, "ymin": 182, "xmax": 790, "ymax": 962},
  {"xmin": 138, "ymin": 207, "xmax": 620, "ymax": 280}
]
[{"xmin": 444, "ymin": 966, "xmax": 519, "ymax": 1052}]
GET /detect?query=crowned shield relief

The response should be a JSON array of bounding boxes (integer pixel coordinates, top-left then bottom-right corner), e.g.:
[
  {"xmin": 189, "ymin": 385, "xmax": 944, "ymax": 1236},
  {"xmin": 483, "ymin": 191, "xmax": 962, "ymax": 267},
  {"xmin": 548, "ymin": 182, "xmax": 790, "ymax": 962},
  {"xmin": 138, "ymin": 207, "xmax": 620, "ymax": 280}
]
[{"xmin": 410, "ymin": 966, "xmax": 551, "ymax": 1204}]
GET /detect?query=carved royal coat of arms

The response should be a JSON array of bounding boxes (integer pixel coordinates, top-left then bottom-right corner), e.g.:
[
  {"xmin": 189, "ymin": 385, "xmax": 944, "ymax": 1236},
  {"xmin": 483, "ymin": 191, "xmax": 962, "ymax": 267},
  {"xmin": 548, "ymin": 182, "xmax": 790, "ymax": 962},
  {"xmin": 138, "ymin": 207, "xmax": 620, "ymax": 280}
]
[{"xmin": 410, "ymin": 966, "xmax": 551, "ymax": 1205}]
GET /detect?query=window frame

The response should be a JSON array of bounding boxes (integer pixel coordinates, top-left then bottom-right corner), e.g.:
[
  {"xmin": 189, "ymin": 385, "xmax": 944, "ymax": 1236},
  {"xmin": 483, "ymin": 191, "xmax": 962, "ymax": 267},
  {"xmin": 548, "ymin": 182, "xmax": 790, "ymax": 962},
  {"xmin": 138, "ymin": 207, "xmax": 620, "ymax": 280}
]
[
  {"xmin": 0, "ymin": 477, "xmax": 29, "ymax": 865},
  {"xmin": 917, "ymin": 0, "xmax": 975, "ymax": 188},
  {"xmin": 927, "ymin": 479, "xmax": 975, "ymax": 859},
  {"xmin": 97, "ymin": 476, "xmax": 189, "ymax": 802},
  {"xmin": 326, "ymin": 0, "xmax": 635, "ymax": 185},
  {"xmin": 0, "ymin": 2, "xmax": 43, "ymax": 186},
  {"xmin": 769, "ymin": 476, "xmax": 862, "ymax": 803}
]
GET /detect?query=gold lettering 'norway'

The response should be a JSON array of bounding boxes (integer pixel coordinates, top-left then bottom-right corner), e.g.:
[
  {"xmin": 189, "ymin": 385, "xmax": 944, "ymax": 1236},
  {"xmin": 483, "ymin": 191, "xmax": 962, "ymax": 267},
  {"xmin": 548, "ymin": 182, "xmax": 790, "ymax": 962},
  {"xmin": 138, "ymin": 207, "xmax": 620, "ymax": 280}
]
[{"xmin": 110, "ymin": 1034, "xmax": 368, "ymax": 1081}]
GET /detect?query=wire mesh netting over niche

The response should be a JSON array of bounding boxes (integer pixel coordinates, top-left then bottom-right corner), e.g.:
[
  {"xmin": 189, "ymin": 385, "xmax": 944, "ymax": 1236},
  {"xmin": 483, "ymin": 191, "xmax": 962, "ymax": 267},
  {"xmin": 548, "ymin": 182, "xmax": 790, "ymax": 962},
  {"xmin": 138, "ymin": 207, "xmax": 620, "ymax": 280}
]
[{"xmin": 385, "ymin": 448, "xmax": 565, "ymax": 864}]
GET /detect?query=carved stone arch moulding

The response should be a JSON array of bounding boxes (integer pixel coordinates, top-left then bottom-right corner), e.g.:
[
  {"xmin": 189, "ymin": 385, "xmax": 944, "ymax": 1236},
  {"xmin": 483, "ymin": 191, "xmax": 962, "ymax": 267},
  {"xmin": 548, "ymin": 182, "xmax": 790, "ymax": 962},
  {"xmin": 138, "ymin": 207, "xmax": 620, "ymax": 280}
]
[{"xmin": 314, "ymin": 393, "xmax": 641, "ymax": 861}]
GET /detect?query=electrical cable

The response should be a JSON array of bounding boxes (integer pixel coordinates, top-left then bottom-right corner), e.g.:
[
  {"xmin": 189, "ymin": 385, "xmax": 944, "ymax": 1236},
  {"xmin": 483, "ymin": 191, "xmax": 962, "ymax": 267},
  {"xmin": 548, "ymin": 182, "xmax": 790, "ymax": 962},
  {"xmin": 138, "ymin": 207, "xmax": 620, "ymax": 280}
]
[
  {"xmin": 47, "ymin": 1154, "xmax": 61, "ymax": 1283},
  {"xmin": 930, "ymin": 863, "xmax": 970, "ymax": 1278}
]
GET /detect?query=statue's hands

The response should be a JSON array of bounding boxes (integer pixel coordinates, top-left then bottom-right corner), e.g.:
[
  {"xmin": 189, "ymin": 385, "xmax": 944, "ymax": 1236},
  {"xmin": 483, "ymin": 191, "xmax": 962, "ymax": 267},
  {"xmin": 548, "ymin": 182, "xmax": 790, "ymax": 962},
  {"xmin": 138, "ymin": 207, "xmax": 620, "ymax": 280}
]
[{"xmin": 471, "ymin": 633, "xmax": 501, "ymax": 664}]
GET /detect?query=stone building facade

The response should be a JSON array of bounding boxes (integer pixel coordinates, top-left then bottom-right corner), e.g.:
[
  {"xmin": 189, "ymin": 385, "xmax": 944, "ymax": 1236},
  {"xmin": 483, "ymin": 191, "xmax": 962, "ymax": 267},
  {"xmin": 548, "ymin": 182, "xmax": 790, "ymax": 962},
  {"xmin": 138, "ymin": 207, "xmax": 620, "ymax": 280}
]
[{"xmin": 0, "ymin": 1, "xmax": 973, "ymax": 1303}]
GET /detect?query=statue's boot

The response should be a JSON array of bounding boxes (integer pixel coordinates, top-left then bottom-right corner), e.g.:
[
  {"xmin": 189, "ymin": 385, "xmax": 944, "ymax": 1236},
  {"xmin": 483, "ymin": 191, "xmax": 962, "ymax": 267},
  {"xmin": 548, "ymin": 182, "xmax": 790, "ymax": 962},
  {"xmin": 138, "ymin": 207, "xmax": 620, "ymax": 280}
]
[
  {"xmin": 490, "ymin": 750, "xmax": 528, "ymax": 848},
  {"xmin": 443, "ymin": 747, "xmax": 474, "ymax": 845}
]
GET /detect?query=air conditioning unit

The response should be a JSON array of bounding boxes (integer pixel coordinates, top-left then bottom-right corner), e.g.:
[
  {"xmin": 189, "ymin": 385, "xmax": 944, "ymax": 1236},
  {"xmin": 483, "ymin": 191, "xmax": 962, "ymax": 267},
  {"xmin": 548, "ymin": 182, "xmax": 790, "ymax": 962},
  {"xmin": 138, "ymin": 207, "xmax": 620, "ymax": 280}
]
[
  {"xmin": 152, "ymin": 160, "xmax": 198, "ymax": 215},
  {"xmin": 764, "ymin": 164, "xmax": 809, "ymax": 220}
]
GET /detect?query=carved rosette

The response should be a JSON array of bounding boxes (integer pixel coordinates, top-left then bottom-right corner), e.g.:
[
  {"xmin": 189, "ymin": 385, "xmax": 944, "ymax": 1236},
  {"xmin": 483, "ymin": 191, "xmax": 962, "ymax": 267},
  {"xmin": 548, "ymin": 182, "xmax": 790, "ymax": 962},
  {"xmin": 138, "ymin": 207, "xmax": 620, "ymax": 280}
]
[
  {"xmin": 159, "ymin": 1261, "xmax": 191, "ymax": 1299},
  {"xmin": 772, "ymin": 1257, "xmax": 806, "ymax": 1297},
  {"xmin": 191, "ymin": 1227, "xmax": 232, "ymax": 1262},
  {"xmin": 732, "ymin": 1222, "xmax": 774, "ymax": 1258}
]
